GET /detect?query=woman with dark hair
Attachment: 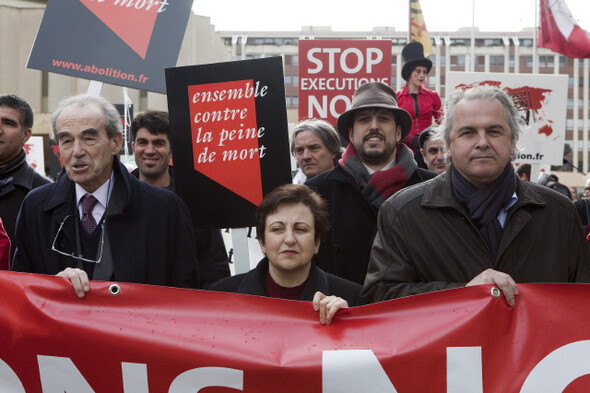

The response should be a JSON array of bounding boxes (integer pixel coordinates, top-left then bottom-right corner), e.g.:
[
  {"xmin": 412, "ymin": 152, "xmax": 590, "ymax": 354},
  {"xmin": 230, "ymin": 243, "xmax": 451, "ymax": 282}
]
[
  {"xmin": 397, "ymin": 41, "xmax": 442, "ymax": 153},
  {"xmin": 211, "ymin": 184, "xmax": 360, "ymax": 325}
]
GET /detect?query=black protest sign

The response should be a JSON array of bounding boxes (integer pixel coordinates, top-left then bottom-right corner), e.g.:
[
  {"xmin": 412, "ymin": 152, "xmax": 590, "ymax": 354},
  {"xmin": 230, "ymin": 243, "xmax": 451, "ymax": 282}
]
[
  {"xmin": 27, "ymin": 0, "xmax": 193, "ymax": 93},
  {"xmin": 166, "ymin": 57, "xmax": 292, "ymax": 229}
]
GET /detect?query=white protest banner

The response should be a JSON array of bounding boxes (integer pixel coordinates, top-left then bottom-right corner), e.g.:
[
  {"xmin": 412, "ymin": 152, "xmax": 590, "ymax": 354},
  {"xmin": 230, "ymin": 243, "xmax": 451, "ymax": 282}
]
[{"xmin": 446, "ymin": 72, "xmax": 568, "ymax": 165}]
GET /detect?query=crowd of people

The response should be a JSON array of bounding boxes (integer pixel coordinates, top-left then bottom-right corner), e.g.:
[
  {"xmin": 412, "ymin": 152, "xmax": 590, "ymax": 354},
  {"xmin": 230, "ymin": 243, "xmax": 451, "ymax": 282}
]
[{"xmin": 2, "ymin": 43, "xmax": 589, "ymax": 325}]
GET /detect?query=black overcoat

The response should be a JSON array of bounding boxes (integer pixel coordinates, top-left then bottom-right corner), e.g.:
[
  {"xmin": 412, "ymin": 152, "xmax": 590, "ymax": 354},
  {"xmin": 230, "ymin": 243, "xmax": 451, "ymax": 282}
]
[
  {"xmin": 12, "ymin": 158, "xmax": 198, "ymax": 289},
  {"xmin": 306, "ymin": 165, "xmax": 435, "ymax": 285},
  {"xmin": 211, "ymin": 257, "xmax": 361, "ymax": 306}
]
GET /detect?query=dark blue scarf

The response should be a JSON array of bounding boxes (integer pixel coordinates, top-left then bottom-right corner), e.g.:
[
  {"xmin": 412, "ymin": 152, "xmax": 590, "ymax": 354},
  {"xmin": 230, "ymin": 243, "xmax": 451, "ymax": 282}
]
[{"xmin": 452, "ymin": 163, "xmax": 517, "ymax": 258}]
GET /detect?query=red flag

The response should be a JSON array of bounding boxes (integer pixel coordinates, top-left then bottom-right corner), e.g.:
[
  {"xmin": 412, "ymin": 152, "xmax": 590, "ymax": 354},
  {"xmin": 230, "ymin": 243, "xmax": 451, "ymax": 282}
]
[{"xmin": 539, "ymin": 0, "xmax": 590, "ymax": 58}]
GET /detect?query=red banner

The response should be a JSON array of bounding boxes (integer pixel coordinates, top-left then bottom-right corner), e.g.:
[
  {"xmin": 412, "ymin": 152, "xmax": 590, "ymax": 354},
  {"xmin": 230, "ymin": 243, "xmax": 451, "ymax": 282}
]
[
  {"xmin": 298, "ymin": 40, "xmax": 392, "ymax": 127},
  {"xmin": 2, "ymin": 271, "xmax": 590, "ymax": 392}
]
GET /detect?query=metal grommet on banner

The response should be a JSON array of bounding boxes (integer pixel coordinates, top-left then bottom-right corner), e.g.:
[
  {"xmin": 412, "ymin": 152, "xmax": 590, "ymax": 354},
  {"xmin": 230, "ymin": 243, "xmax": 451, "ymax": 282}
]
[
  {"xmin": 109, "ymin": 284, "xmax": 121, "ymax": 296},
  {"xmin": 491, "ymin": 287, "xmax": 501, "ymax": 298}
]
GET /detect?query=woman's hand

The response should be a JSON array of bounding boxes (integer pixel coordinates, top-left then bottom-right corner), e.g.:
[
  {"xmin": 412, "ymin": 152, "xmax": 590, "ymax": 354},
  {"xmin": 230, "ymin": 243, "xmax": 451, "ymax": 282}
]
[{"xmin": 312, "ymin": 291, "xmax": 348, "ymax": 325}]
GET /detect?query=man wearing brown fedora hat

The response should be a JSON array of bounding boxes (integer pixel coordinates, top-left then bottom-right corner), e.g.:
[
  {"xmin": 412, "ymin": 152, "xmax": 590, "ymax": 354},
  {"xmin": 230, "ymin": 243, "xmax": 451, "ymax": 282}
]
[
  {"xmin": 397, "ymin": 41, "xmax": 442, "ymax": 152},
  {"xmin": 306, "ymin": 82, "xmax": 435, "ymax": 285}
]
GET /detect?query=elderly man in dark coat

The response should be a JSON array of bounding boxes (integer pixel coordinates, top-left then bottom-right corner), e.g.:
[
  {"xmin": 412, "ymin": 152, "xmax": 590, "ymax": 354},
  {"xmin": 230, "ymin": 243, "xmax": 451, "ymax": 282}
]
[
  {"xmin": 306, "ymin": 82, "xmax": 435, "ymax": 285},
  {"xmin": 12, "ymin": 95, "xmax": 198, "ymax": 296}
]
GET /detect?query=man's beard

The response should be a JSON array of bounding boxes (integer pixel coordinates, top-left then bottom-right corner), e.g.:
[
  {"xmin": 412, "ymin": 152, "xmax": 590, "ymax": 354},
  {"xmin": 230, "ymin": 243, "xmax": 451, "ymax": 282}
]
[{"xmin": 354, "ymin": 135, "xmax": 397, "ymax": 167}]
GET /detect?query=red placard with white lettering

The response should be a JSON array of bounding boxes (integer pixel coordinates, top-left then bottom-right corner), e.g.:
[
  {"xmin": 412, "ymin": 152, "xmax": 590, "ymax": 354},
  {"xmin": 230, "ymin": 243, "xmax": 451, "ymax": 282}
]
[
  {"xmin": 166, "ymin": 58, "xmax": 291, "ymax": 228},
  {"xmin": 298, "ymin": 40, "xmax": 392, "ymax": 126},
  {"xmin": 2, "ymin": 271, "xmax": 590, "ymax": 392},
  {"xmin": 187, "ymin": 80, "xmax": 262, "ymax": 206}
]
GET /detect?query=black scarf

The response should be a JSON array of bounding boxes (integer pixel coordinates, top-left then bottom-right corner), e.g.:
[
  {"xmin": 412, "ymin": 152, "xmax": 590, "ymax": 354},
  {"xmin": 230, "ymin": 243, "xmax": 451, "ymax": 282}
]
[
  {"xmin": 0, "ymin": 149, "xmax": 27, "ymax": 178},
  {"xmin": 452, "ymin": 163, "xmax": 517, "ymax": 258}
]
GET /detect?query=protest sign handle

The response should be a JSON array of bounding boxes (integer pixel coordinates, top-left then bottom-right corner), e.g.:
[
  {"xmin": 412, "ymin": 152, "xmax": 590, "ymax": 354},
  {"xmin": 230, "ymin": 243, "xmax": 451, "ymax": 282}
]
[
  {"xmin": 531, "ymin": 163, "xmax": 540, "ymax": 184},
  {"xmin": 87, "ymin": 80, "xmax": 103, "ymax": 95},
  {"xmin": 232, "ymin": 228, "xmax": 251, "ymax": 274}
]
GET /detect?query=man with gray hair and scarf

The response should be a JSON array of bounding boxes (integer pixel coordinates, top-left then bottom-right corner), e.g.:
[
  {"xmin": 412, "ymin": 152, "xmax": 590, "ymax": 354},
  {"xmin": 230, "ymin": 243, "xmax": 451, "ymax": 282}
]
[
  {"xmin": 306, "ymin": 82, "xmax": 435, "ymax": 285},
  {"xmin": 12, "ymin": 94, "xmax": 198, "ymax": 296},
  {"xmin": 362, "ymin": 85, "xmax": 590, "ymax": 305}
]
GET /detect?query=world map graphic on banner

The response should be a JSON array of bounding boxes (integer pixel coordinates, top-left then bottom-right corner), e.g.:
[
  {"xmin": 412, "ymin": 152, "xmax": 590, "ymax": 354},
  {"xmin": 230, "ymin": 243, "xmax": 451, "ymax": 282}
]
[
  {"xmin": 456, "ymin": 80, "xmax": 554, "ymax": 137},
  {"xmin": 447, "ymin": 72, "xmax": 568, "ymax": 165}
]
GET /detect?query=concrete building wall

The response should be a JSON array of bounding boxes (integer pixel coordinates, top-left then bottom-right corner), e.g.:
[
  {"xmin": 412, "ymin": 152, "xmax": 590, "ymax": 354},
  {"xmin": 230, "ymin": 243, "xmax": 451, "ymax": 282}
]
[{"xmin": 0, "ymin": 4, "xmax": 45, "ymax": 119}]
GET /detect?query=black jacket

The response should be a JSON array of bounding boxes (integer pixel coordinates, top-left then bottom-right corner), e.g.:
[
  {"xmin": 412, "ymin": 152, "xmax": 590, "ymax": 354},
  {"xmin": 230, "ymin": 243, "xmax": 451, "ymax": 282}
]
[
  {"xmin": 0, "ymin": 157, "xmax": 51, "ymax": 251},
  {"xmin": 362, "ymin": 171, "xmax": 590, "ymax": 303},
  {"xmin": 131, "ymin": 166, "xmax": 230, "ymax": 288},
  {"xmin": 306, "ymin": 165, "xmax": 435, "ymax": 284},
  {"xmin": 210, "ymin": 257, "xmax": 361, "ymax": 306},
  {"xmin": 12, "ymin": 158, "xmax": 198, "ymax": 288}
]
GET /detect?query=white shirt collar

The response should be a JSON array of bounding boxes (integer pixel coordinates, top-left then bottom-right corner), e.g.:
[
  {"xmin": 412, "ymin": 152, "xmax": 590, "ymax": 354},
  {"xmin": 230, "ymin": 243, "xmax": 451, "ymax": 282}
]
[{"xmin": 75, "ymin": 172, "xmax": 114, "ymax": 223}]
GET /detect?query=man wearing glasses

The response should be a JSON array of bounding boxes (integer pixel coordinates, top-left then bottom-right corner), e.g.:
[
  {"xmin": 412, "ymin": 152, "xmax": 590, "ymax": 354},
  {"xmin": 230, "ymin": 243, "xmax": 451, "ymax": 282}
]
[{"xmin": 11, "ymin": 95, "xmax": 198, "ymax": 297}]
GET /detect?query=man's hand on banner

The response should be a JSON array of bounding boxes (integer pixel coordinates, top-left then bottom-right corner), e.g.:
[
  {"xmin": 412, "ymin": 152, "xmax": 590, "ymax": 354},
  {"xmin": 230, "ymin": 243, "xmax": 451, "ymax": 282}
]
[
  {"xmin": 313, "ymin": 291, "xmax": 349, "ymax": 325},
  {"xmin": 466, "ymin": 268, "xmax": 518, "ymax": 307},
  {"xmin": 56, "ymin": 267, "xmax": 90, "ymax": 298}
]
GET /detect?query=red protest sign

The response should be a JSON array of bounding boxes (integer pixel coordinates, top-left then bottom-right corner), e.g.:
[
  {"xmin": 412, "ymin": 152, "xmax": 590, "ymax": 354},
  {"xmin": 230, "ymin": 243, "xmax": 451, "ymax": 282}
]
[
  {"xmin": 187, "ymin": 80, "xmax": 264, "ymax": 206},
  {"xmin": 299, "ymin": 40, "xmax": 392, "ymax": 126}
]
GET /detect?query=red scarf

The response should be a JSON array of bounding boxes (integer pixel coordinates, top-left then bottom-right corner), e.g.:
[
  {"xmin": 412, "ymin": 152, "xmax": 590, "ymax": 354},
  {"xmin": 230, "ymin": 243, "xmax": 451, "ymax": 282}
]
[{"xmin": 339, "ymin": 143, "xmax": 417, "ymax": 211}]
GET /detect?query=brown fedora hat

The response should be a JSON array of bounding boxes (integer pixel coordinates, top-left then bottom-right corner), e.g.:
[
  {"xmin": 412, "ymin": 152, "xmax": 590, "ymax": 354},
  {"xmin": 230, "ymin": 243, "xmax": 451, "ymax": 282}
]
[{"xmin": 337, "ymin": 82, "xmax": 412, "ymax": 141}]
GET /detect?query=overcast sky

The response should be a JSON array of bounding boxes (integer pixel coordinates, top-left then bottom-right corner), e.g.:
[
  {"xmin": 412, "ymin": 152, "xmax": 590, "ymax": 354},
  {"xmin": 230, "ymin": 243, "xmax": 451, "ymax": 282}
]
[{"xmin": 192, "ymin": 0, "xmax": 590, "ymax": 33}]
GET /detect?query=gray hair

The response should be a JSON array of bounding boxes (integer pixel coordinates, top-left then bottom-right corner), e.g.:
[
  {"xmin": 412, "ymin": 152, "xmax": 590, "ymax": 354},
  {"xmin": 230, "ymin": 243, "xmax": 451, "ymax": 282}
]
[
  {"xmin": 432, "ymin": 85, "xmax": 524, "ymax": 160},
  {"xmin": 51, "ymin": 94, "xmax": 122, "ymax": 140},
  {"xmin": 290, "ymin": 119, "xmax": 343, "ymax": 164}
]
